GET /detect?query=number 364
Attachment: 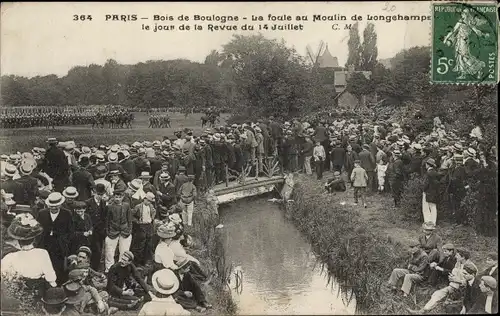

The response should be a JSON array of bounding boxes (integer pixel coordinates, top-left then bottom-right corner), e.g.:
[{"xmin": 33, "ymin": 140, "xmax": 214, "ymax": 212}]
[
  {"xmin": 437, "ymin": 57, "xmax": 454, "ymax": 75},
  {"xmin": 73, "ymin": 15, "xmax": 92, "ymax": 21}
]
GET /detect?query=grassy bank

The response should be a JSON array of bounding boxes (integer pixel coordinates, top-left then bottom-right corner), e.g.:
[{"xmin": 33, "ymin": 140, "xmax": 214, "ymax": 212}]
[
  {"xmin": 287, "ymin": 173, "xmax": 497, "ymax": 315},
  {"xmin": 189, "ymin": 193, "xmax": 237, "ymax": 316},
  {"xmin": 1, "ymin": 192, "xmax": 236, "ymax": 316}
]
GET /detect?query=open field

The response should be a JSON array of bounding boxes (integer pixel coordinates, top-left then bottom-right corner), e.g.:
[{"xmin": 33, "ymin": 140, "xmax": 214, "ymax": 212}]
[{"xmin": 0, "ymin": 112, "xmax": 230, "ymax": 153}]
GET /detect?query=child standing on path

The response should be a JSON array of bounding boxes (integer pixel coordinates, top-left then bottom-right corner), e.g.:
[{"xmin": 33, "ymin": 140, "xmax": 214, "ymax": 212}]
[
  {"xmin": 313, "ymin": 141, "xmax": 326, "ymax": 180},
  {"xmin": 376, "ymin": 160, "xmax": 388, "ymax": 193},
  {"xmin": 350, "ymin": 160, "xmax": 368, "ymax": 208}
]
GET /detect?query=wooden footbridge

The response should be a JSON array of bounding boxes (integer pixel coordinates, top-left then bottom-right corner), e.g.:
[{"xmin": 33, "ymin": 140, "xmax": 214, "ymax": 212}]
[{"xmin": 211, "ymin": 157, "xmax": 286, "ymax": 204}]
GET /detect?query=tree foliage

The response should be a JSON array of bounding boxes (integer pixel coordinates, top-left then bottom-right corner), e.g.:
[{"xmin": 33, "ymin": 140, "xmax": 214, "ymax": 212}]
[
  {"xmin": 221, "ymin": 34, "xmax": 315, "ymax": 119},
  {"xmin": 346, "ymin": 22, "xmax": 362, "ymax": 69},
  {"xmin": 360, "ymin": 23, "xmax": 378, "ymax": 71}
]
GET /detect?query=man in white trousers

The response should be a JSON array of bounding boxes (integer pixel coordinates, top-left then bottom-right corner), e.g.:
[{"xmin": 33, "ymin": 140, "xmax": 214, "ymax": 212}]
[
  {"xmin": 422, "ymin": 158, "xmax": 440, "ymax": 225},
  {"xmin": 104, "ymin": 187, "xmax": 133, "ymax": 272}
]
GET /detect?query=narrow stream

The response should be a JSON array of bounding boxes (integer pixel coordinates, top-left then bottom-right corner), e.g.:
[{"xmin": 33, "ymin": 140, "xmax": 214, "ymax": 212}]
[{"xmin": 220, "ymin": 198, "xmax": 356, "ymax": 315}]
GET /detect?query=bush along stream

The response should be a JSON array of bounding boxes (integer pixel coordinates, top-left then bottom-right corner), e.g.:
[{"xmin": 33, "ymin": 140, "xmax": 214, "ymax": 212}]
[
  {"xmin": 285, "ymin": 175, "xmax": 416, "ymax": 315},
  {"xmin": 183, "ymin": 192, "xmax": 237, "ymax": 316},
  {"xmin": 285, "ymin": 173, "xmax": 497, "ymax": 315}
]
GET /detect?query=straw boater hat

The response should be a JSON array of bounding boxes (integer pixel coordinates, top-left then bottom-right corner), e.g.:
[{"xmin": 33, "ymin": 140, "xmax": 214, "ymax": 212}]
[
  {"xmin": 46, "ymin": 137, "xmax": 58, "ymax": 144},
  {"xmin": 7, "ymin": 213, "xmax": 43, "ymax": 240},
  {"xmin": 481, "ymin": 276, "xmax": 497, "ymax": 290},
  {"xmin": 467, "ymin": 148, "xmax": 477, "ymax": 156},
  {"xmin": 62, "ymin": 186, "xmax": 79, "ymax": 199},
  {"xmin": 41, "ymin": 287, "xmax": 68, "ymax": 305},
  {"xmin": 45, "ymin": 192, "xmax": 66, "ymax": 207},
  {"xmin": 139, "ymin": 171, "xmax": 152, "ymax": 179},
  {"xmin": 109, "ymin": 169, "xmax": 121, "ymax": 176},
  {"xmin": 426, "ymin": 158, "xmax": 437, "ymax": 168},
  {"xmin": 168, "ymin": 213, "xmax": 182, "ymax": 225},
  {"xmin": 160, "ymin": 172, "xmax": 171, "ymax": 180},
  {"xmin": 4, "ymin": 163, "xmax": 17, "ymax": 178},
  {"xmin": 422, "ymin": 221, "xmax": 436, "ymax": 230},
  {"xmin": 157, "ymin": 224, "xmax": 176, "ymax": 239},
  {"xmin": 151, "ymin": 269, "xmax": 180, "ymax": 295},
  {"xmin": 128, "ymin": 179, "xmax": 143, "ymax": 192},
  {"xmin": 19, "ymin": 159, "xmax": 36, "ymax": 176},
  {"xmin": 94, "ymin": 165, "xmax": 108, "ymax": 178},
  {"xmin": 108, "ymin": 152, "xmax": 119, "ymax": 163}
]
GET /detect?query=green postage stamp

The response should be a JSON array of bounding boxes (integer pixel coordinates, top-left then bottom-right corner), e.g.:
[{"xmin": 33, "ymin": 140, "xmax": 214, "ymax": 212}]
[{"xmin": 431, "ymin": 2, "xmax": 498, "ymax": 84}]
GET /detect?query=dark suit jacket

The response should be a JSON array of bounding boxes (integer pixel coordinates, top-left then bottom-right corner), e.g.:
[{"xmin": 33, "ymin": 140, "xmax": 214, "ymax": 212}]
[
  {"xmin": 37, "ymin": 208, "xmax": 74, "ymax": 255},
  {"xmin": 85, "ymin": 197, "xmax": 107, "ymax": 236},
  {"xmin": 359, "ymin": 149, "xmax": 375, "ymax": 172},
  {"xmin": 1, "ymin": 179, "xmax": 19, "ymax": 195},
  {"xmin": 468, "ymin": 292, "xmax": 498, "ymax": 314},
  {"xmin": 43, "ymin": 146, "xmax": 69, "ymax": 179},
  {"xmin": 71, "ymin": 167, "xmax": 95, "ymax": 201},
  {"xmin": 463, "ymin": 279, "xmax": 481, "ymax": 311},
  {"xmin": 13, "ymin": 175, "xmax": 39, "ymax": 206},
  {"xmin": 418, "ymin": 232, "xmax": 443, "ymax": 253},
  {"xmin": 331, "ymin": 147, "xmax": 346, "ymax": 167},
  {"xmin": 423, "ymin": 168, "xmax": 441, "ymax": 203}
]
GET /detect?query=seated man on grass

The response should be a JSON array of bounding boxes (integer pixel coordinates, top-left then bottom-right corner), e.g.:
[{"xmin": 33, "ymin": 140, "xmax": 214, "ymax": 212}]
[
  {"xmin": 324, "ymin": 171, "xmax": 346, "ymax": 194},
  {"xmin": 408, "ymin": 248, "xmax": 477, "ymax": 314},
  {"xmin": 387, "ymin": 240, "xmax": 429, "ymax": 297},
  {"xmin": 428, "ymin": 243, "xmax": 457, "ymax": 287}
]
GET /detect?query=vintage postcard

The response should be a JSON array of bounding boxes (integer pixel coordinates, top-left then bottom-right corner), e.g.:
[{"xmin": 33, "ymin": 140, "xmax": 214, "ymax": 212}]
[{"xmin": 1, "ymin": 2, "xmax": 498, "ymax": 316}]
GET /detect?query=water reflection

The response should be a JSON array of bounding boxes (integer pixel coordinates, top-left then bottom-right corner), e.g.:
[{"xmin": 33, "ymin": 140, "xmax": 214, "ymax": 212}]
[{"xmin": 220, "ymin": 198, "xmax": 356, "ymax": 315}]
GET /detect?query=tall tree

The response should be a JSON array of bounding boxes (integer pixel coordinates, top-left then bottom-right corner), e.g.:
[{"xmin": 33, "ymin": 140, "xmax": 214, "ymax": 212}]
[
  {"xmin": 346, "ymin": 22, "xmax": 361, "ymax": 69},
  {"xmin": 360, "ymin": 23, "xmax": 378, "ymax": 71},
  {"xmin": 222, "ymin": 34, "xmax": 313, "ymax": 119}
]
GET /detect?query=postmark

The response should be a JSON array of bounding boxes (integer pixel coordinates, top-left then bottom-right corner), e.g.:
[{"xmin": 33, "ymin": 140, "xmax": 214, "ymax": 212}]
[{"xmin": 431, "ymin": 1, "xmax": 498, "ymax": 84}]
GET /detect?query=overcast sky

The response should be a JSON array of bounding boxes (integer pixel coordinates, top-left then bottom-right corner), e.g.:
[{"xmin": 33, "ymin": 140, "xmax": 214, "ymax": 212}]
[{"xmin": 1, "ymin": 1, "xmax": 432, "ymax": 77}]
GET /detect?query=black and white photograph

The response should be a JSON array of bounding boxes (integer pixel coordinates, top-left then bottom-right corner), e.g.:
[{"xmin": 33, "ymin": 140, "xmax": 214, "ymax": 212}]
[{"xmin": 1, "ymin": 1, "xmax": 498, "ymax": 315}]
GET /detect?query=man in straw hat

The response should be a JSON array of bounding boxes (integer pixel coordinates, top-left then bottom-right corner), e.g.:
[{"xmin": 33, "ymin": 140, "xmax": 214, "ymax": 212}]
[
  {"xmin": 178, "ymin": 175, "xmax": 197, "ymax": 227},
  {"xmin": 388, "ymin": 149, "xmax": 405, "ymax": 207},
  {"xmin": 104, "ymin": 187, "xmax": 133, "ymax": 273},
  {"xmin": 1, "ymin": 213, "xmax": 57, "ymax": 287},
  {"xmin": 107, "ymin": 251, "xmax": 153, "ymax": 311},
  {"xmin": 156, "ymin": 172, "xmax": 177, "ymax": 212},
  {"xmin": 172, "ymin": 257, "xmax": 212, "ymax": 312},
  {"xmin": 139, "ymin": 171, "xmax": 157, "ymax": 195},
  {"xmin": 418, "ymin": 221, "xmax": 443, "ymax": 262},
  {"xmin": 13, "ymin": 158, "xmax": 39, "ymax": 206},
  {"xmin": 38, "ymin": 192, "xmax": 75, "ymax": 285},
  {"xmin": 422, "ymin": 158, "xmax": 440, "ymax": 225},
  {"xmin": 138, "ymin": 269, "xmax": 190, "ymax": 316},
  {"xmin": 94, "ymin": 165, "xmax": 113, "ymax": 201},
  {"xmin": 130, "ymin": 191, "xmax": 157, "ymax": 268}
]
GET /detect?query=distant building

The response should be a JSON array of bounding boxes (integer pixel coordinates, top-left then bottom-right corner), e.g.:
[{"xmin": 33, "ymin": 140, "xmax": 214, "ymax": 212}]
[{"xmin": 316, "ymin": 45, "xmax": 373, "ymax": 109}]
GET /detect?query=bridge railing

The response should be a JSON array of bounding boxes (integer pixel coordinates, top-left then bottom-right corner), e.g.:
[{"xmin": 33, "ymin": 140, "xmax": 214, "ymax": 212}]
[{"xmin": 221, "ymin": 155, "xmax": 282, "ymax": 188}]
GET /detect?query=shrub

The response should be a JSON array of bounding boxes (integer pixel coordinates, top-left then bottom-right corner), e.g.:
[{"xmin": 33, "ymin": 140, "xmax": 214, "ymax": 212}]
[
  {"xmin": 399, "ymin": 176, "xmax": 424, "ymax": 222},
  {"xmin": 461, "ymin": 167, "xmax": 498, "ymax": 236}
]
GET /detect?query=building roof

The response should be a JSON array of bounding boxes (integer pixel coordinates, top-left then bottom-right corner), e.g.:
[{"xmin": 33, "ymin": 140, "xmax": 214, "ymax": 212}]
[{"xmin": 317, "ymin": 45, "xmax": 339, "ymax": 68}]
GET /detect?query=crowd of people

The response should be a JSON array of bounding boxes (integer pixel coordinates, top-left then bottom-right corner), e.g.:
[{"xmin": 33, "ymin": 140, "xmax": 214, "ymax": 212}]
[{"xmin": 1, "ymin": 111, "xmax": 497, "ymax": 315}]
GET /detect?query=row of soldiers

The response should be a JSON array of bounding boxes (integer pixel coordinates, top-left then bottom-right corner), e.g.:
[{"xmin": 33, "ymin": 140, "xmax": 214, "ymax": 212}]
[
  {"xmin": 148, "ymin": 115, "xmax": 171, "ymax": 128},
  {"xmin": 0, "ymin": 109, "xmax": 134, "ymax": 129}
]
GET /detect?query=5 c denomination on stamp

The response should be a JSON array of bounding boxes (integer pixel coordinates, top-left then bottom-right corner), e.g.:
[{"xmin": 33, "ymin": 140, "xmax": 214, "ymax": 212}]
[{"xmin": 431, "ymin": 2, "xmax": 498, "ymax": 85}]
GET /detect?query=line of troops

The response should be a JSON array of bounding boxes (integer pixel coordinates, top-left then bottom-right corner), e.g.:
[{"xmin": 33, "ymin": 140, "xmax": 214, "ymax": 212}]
[
  {"xmin": 148, "ymin": 115, "xmax": 171, "ymax": 128},
  {"xmin": 0, "ymin": 109, "xmax": 134, "ymax": 129}
]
